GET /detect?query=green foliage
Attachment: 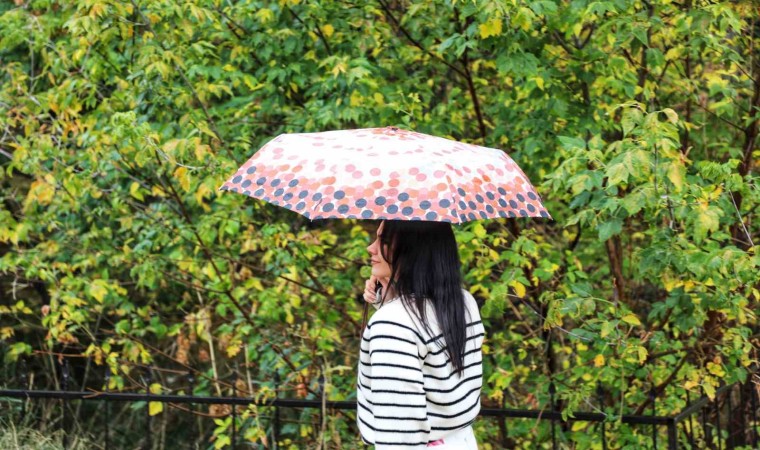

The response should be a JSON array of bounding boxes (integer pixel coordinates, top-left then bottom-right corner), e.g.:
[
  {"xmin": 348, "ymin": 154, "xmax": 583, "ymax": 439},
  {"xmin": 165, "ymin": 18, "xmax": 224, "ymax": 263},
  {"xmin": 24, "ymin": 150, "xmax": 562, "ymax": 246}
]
[{"xmin": 1, "ymin": 0, "xmax": 758, "ymax": 448}]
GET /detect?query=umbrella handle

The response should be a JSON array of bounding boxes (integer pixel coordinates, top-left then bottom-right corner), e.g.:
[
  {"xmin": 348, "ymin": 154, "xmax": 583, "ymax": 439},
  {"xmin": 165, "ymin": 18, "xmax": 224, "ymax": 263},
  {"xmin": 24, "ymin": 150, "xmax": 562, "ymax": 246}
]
[{"xmin": 359, "ymin": 282, "xmax": 383, "ymax": 340}]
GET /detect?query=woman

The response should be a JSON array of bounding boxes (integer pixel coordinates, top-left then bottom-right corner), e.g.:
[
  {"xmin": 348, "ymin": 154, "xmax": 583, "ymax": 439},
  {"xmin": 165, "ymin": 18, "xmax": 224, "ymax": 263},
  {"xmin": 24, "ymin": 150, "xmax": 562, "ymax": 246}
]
[{"xmin": 357, "ymin": 219, "xmax": 485, "ymax": 449}]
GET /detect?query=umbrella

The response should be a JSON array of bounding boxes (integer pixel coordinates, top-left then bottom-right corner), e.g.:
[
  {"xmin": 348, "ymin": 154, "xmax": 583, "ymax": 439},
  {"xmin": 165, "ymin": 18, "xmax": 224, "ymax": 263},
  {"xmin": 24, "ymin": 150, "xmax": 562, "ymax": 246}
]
[
  {"xmin": 218, "ymin": 126, "xmax": 551, "ymax": 222},
  {"xmin": 218, "ymin": 125, "xmax": 551, "ymax": 334}
]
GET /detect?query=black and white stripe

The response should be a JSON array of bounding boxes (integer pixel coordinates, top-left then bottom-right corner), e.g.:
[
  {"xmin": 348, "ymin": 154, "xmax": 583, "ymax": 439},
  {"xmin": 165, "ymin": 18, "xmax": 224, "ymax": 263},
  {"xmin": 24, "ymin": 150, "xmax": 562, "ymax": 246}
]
[{"xmin": 356, "ymin": 289, "xmax": 485, "ymax": 448}]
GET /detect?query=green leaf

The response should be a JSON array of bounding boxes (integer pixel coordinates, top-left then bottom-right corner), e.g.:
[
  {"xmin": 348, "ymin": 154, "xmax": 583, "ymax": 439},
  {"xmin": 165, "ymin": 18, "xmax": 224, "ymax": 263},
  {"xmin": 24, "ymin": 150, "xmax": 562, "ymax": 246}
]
[
  {"xmin": 598, "ymin": 219, "xmax": 623, "ymax": 241},
  {"xmin": 606, "ymin": 161, "xmax": 630, "ymax": 185},
  {"xmin": 621, "ymin": 108, "xmax": 643, "ymax": 136},
  {"xmin": 692, "ymin": 204, "xmax": 722, "ymax": 241},
  {"xmin": 632, "ymin": 26, "xmax": 648, "ymax": 46},
  {"xmin": 558, "ymin": 136, "xmax": 586, "ymax": 150}
]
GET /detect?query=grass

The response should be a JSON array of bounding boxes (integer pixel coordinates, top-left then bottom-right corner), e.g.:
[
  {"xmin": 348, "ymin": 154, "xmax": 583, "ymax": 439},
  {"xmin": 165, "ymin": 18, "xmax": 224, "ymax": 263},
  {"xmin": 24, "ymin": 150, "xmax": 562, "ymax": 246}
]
[{"xmin": 0, "ymin": 420, "xmax": 96, "ymax": 450}]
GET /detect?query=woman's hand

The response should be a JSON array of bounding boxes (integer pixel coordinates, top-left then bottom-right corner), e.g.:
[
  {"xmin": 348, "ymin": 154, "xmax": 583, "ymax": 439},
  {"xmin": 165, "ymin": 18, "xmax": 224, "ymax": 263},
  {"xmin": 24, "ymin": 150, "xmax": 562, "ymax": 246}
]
[{"xmin": 364, "ymin": 275, "xmax": 390, "ymax": 306}]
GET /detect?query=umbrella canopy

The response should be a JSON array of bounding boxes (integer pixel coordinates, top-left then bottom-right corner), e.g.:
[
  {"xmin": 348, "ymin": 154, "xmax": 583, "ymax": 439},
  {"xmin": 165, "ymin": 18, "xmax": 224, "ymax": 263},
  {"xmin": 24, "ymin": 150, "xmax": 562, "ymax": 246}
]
[{"xmin": 219, "ymin": 126, "xmax": 550, "ymax": 223}]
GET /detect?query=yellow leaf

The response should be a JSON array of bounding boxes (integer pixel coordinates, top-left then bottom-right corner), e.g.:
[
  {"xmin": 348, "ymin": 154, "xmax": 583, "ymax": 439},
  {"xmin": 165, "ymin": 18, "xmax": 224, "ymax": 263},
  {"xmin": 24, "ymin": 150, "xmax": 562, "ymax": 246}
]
[
  {"xmin": 662, "ymin": 108, "xmax": 678, "ymax": 124},
  {"xmin": 195, "ymin": 143, "xmax": 210, "ymax": 161},
  {"xmin": 637, "ymin": 346, "xmax": 648, "ymax": 364},
  {"xmin": 707, "ymin": 362, "xmax": 725, "ymax": 377},
  {"xmin": 373, "ymin": 92, "xmax": 385, "ymax": 105},
  {"xmin": 322, "ymin": 24, "xmax": 334, "ymax": 38},
  {"xmin": 197, "ymin": 121, "xmax": 218, "ymax": 140},
  {"xmin": 195, "ymin": 183, "xmax": 211, "ymax": 209},
  {"xmin": 255, "ymin": 8, "xmax": 274, "ymax": 24},
  {"xmin": 662, "ymin": 275, "xmax": 681, "ymax": 291},
  {"xmin": 151, "ymin": 185, "xmax": 167, "ymax": 197},
  {"xmin": 174, "ymin": 167, "xmax": 191, "ymax": 192},
  {"xmin": 664, "ymin": 47, "xmax": 681, "ymax": 60},
  {"xmin": 534, "ymin": 76, "xmax": 544, "ymax": 90},
  {"xmin": 479, "ymin": 18, "xmax": 503, "ymax": 39},
  {"xmin": 473, "ymin": 223, "xmax": 486, "ymax": 239},
  {"xmin": 509, "ymin": 280, "xmax": 526, "ymax": 298},
  {"xmin": 593, "ymin": 354, "xmax": 605, "ymax": 367},
  {"xmin": 89, "ymin": 281, "xmax": 108, "ymax": 304},
  {"xmin": 129, "ymin": 182, "xmax": 144, "ymax": 201},
  {"xmin": 26, "ymin": 178, "xmax": 55, "ymax": 206},
  {"xmin": 162, "ymin": 139, "xmax": 181, "ymax": 154},
  {"xmin": 349, "ymin": 90, "xmax": 362, "ymax": 107},
  {"xmin": 331, "ymin": 62, "xmax": 347, "ymax": 77},
  {"xmin": 149, "ymin": 401, "xmax": 163, "ymax": 416},
  {"xmin": 667, "ymin": 161, "xmax": 685, "ymax": 191},
  {"xmin": 250, "ymin": 278, "xmax": 264, "ymax": 291},
  {"xmin": 572, "ymin": 22, "xmax": 583, "ymax": 37},
  {"xmin": 703, "ymin": 383, "xmax": 716, "ymax": 400},
  {"xmin": 226, "ymin": 344, "xmax": 241, "ymax": 358},
  {"xmin": 621, "ymin": 314, "xmax": 641, "ymax": 326}
]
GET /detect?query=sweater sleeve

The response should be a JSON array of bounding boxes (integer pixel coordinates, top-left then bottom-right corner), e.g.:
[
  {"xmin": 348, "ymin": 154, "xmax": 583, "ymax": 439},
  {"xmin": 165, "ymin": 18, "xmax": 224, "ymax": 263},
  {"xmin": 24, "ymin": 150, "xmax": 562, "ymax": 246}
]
[{"xmin": 365, "ymin": 320, "xmax": 430, "ymax": 448}]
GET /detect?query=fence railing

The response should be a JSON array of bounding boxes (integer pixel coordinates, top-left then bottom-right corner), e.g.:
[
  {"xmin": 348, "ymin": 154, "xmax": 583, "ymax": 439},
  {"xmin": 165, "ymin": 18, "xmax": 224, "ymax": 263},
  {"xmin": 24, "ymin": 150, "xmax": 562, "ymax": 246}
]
[{"xmin": 1, "ymin": 358, "xmax": 758, "ymax": 449}]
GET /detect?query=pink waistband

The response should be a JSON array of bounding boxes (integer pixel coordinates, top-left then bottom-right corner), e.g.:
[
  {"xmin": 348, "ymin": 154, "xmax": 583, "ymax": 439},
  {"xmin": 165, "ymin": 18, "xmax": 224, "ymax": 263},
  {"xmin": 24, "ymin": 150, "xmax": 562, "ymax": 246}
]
[{"xmin": 426, "ymin": 425, "xmax": 472, "ymax": 447}]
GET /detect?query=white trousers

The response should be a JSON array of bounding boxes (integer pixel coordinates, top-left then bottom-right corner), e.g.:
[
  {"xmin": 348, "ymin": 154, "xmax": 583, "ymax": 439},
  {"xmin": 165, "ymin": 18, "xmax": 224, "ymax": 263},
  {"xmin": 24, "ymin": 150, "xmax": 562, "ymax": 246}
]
[{"xmin": 426, "ymin": 425, "xmax": 478, "ymax": 449}]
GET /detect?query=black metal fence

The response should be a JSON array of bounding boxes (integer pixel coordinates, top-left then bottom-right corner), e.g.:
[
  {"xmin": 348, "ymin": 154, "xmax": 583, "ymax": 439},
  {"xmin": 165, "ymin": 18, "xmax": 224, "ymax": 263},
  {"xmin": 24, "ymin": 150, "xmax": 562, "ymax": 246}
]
[{"xmin": 1, "ymin": 358, "xmax": 758, "ymax": 449}]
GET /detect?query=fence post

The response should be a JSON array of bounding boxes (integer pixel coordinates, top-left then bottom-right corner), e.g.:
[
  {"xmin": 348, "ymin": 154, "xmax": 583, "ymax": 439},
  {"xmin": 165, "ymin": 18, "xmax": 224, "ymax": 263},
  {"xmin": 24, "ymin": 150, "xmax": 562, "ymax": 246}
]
[
  {"xmin": 667, "ymin": 420, "xmax": 677, "ymax": 449},
  {"xmin": 104, "ymin": 366, "xmax": 111, "ymax": 450},
  {"xmin": 231, "ymin": 372, "xmax": 237, "ymax": 450},
  {"xmin": 597, "ymin": 382, "xmax": 607, "ymax": 450},
  {"xmin": 144, "ymin": 366, "xmax": 153, "ymax": 450},
  {"xmin": 187, "ymin": 372, "xmax": 197, "ymax": 450},
  {"xmin": 650, "ymin": 386, "xmax": 657, "ymax": 450},
  {"xmin": 19, "ymin": 358, "xmax": 28, "ymax": 422},
  {"xmin": 685, "ymin": 390, "xmax": 696, "ymax": 448},
  {"xmin": 727, "ymin": 387, "xmax": 733, "ymax": 447},
  {"xmin": 318, "ymin": 373, "xmax": 325, "ymax": 448},
  {"xmin": 702, "ymin": 386, "xmax": 711, "ymax": 446},
  {"xmin": 61, "ymin": 358, "xmax": 70, "ymax": 450},
  {"xmin": 502, "ymin": 410, "xmax": 509, "ymax": 449},
  {"xmin": 739, "ymin": 382, "xmax": 747, "ymax": 448},
  {"xmin": 716, "ymin": 393, "xmax": 722, "ymax": 450},
  {"xmin": 273, "ymin": 372, "xmax": 280, "ymax": 450},
  {"xmin": 752, "ymin": 378, "xmax": 758, "ymax": 448},
  {"xmin": 549, "ymin": 381, "xmax": 557, "ymax": 450}
]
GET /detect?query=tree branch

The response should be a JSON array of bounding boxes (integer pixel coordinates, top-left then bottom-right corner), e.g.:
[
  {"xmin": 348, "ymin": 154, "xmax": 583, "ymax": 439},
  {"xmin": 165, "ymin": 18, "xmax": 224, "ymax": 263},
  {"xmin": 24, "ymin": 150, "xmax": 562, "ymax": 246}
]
[
  {"xmin": 287, "ymin": 6, "xmax": 332, "ymax": 56},
  {"xmin": 376, "ymin": 0, "xmax": 467, "ymax": 78}
]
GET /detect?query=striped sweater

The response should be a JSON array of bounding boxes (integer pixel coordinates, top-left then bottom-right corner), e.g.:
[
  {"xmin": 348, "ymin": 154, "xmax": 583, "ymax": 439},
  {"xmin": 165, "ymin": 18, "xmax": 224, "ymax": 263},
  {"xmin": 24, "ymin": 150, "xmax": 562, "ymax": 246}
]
[{"xmin": 357, "ymin": 288, "xmax": 485, "ymax": 448}]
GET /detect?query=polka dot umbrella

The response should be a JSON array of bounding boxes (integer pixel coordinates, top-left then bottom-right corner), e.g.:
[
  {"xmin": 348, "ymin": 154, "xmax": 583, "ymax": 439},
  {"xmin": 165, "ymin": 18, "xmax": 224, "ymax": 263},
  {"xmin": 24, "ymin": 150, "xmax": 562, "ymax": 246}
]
[{"xmin": 218, "ymin": 126, "xmax": 551, "ymax": 222}]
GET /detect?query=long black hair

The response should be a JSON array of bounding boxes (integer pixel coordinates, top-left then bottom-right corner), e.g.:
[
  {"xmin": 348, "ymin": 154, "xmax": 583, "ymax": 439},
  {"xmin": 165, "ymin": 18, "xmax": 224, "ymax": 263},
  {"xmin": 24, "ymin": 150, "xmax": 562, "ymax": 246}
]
[{"xmin": 378, "ymin": 219, "xmax": 469, "ymax": 378}]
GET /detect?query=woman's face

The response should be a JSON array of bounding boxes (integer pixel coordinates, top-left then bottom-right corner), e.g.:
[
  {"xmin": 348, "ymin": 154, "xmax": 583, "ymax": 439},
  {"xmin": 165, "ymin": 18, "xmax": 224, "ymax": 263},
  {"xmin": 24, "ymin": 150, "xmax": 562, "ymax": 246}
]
[{"xmin": 367, "ymin": 221, "xmax": 392, "ymax": 279}]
